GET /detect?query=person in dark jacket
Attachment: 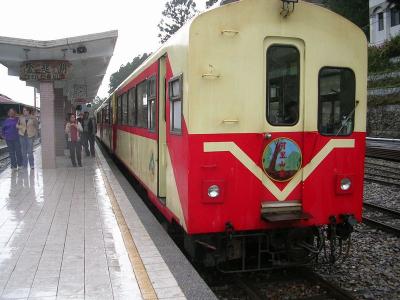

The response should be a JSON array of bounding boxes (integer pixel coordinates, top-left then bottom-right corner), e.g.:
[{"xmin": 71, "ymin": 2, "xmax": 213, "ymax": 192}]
[
  {"xmin": 1, "ymin": 109, "xmax": 23, "ymax": 170},
  {"xmin": 82, "ymin": 112, "xmax": 96, "ymax": 157}
]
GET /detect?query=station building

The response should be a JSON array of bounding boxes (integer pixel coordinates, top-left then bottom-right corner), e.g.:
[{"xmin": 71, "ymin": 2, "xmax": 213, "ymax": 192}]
[
  {"xmin": 0, "ymin": 31, "xmax": 118, "ymax": 168},
  {"xmin": 370, "ymin": 0, "xmax": 400, "ymax": 45}
]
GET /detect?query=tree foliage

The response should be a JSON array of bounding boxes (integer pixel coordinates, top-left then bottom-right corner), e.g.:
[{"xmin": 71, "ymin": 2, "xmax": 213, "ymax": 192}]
[
  {"xmin": 108, "ymin": 53, "xmax": 150, "ymax": 93},
  {"xmin": 323, "ymin": 0, "xmax": 369, "ymax": 37},
  {"xmin": 158, "ymin": 0, "xmax": 198, "ymax": 44},
  {"xmin": 90, "ymin": 96, "xmax": 107, "ymax": 111},
  {"xmin": 206, "ymin": 0, "xmax": 219, "ymax": 8},
  {"xmin": 388, "ymin": 0, "xmax": 400, "ymax": 9}
]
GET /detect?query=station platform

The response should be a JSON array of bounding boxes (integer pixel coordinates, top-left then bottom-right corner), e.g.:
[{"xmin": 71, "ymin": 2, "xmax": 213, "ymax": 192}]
[{"xmin": 0, "ymin": 145, "xmax": 216, "ymax": 299}]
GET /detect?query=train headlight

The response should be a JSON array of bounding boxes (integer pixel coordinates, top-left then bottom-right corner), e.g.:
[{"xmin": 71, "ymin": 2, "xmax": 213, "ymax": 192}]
[
  {"xmin": 340, "ymin": 178, "xmax": 352, "ymax": 191},
  {"xmin": 208, "ymin": 185, "xmax": 220, "ymax": 198}
]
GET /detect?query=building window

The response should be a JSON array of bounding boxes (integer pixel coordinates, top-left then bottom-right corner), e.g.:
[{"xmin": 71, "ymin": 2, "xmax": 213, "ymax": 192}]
[
  {"xmin": 391, "ymin": 8, "xmax": 400, "ymax": 27},
  {"xmin": 169, "ymin": 75, "xmax": 183, "ymax": 133},
  {"xmin": 266, "ymin": 45, "xmax": 300, "ymax": 126},
  {"xmin": 378, "ymin": 12, "xmax": 384, "ymax": 31},
  {"xmin": 128, "ymin": 88, "xmax": 136, "ymax": 126},
  {"xmin": 148, "ymin": 76, "xmax": 157, "ymax": 130},
  {"xmin": 318, "ymin": 68, "xmax": 356, "ymax": 136},
  {"xmin": 137, "ymin": 81, "xmax": 148, "ymax": 128},
  {"xmin": 122, "ymin": 93, "xmax": 128, "ymax": 125}
]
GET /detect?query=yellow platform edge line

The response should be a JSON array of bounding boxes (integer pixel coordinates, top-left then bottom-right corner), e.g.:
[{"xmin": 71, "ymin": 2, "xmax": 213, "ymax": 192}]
[{"xmin": 96, "ymin": 158, "xmax": 158, "ymax": 300}]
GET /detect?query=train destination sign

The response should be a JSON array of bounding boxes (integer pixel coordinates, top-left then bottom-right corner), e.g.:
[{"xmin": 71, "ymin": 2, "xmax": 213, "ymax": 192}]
[{"xmin": 20, "ymin": 60, "xmax": 71, "ymax": 81}]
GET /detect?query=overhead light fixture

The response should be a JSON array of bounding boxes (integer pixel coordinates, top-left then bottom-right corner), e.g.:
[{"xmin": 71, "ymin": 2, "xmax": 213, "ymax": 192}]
[
  {"xmin": 281, "ymin": 0, "xmax": 298, "ymax": 17},
  {"xmin": 73, "ymin": 46, "xmax": 87, "ymax": 54}
]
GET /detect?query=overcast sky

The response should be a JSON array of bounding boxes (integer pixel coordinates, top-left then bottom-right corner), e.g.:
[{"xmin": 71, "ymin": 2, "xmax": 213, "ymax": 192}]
[{"xmin": 0, "ymin": 0, "xmax": 211, "ymax": 107}]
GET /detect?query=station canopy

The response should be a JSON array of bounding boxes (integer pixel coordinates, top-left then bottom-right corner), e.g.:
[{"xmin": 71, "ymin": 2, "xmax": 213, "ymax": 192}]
[{"xmin": 0, "ymin": 30, "xmax": 118, "ymax": 104}]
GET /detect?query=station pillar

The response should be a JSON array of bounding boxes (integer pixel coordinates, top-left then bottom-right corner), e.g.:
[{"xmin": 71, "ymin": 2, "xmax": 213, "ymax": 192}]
[
  {"xmin": 55, "ymin": 89, "xmax": 66, "ymax": 156},
  {"xmin": 39, "ymin": 82, "xmax": 56, "ymax": 169}
]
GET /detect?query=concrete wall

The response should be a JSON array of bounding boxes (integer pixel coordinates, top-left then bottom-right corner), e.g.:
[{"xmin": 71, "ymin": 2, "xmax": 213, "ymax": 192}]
[{"xmin": 367, "ymin": 104, "xmax": 400, "ymax": 138}]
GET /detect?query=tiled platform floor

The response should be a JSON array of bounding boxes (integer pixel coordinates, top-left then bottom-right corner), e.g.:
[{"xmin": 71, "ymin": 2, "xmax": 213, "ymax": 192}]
[{"xmin": 0, "ymin": 147, "xmax": 149, "ymax": 299}]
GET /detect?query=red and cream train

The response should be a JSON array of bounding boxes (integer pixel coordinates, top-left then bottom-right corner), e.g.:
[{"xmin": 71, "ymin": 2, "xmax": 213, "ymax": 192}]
[{"xmin": 96, "ymin": 0, "xmax": 367, "ymax": 271}]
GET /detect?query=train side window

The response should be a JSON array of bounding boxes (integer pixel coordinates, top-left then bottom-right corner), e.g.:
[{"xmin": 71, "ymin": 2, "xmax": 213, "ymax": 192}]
[
  {"xmin": 266, "ymin": 45, "xmax": 300, "ymax": 126},
  {"xmin": 122, "ymin": 93, "xmax": 128, "ymax": 125},
  {"xmin": 109, "ymin": 101, "xmax": 113, "ymax": 125},
  {"xmin": 117, "ymin": 96, "xmax": 122, "ymax": 125},
  {"xmin": 137, "ymin": 80, "xmax": 148, "ymax": 128},
  {"xmin": 128, "ymin": 88, "xmax": 137, "ymax": 126},
  {"xmin": 148, "ymin": 76, "xmax": 156, "ymax": 131},
  {"xmin": 105, "ymin": 103, "xmax": 110, "ymax": 124},
  {"xmin": 169, "ymin": 74, "xmax": 183, "ymax": 133},
  {"xmin": 318, "ymin": 68, "xmax": 356, "ymax": 136}
]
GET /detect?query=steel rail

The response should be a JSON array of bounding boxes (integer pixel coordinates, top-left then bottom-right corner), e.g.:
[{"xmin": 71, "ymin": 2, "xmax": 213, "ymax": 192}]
[
  {"xmin": 364, "ymin": 172, "xmax": 400, "ymax": 182},
  {"xmin": 362, "ymin": 217, "xmax": 400, "ymax": 237},
  {"xmin": 364, "ymin": 175, "xmax": 400, "ymax": 187},
  {"xmin": 302, "ymin": 269, "xmax": 357, "ymax": 300},
  {"xmin": 364, "ymin": 202, "xmax": 400, "ymax": 218},
  {"xmin": 365, "ymin": 161, "xmax": 400, "ymax": 172},
  {"xmin": 366, "ymin": 137, "xmax": 400, "ymax": 143},
  {"xmin": 366, "ymin": 148, "xmax": 400, "ymax": 162}
]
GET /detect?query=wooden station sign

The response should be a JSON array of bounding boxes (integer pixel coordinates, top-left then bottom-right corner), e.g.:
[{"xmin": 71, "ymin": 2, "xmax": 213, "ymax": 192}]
[{"xmin": 20, "ymin": 60, "xmax": 71, "ymax": 81}]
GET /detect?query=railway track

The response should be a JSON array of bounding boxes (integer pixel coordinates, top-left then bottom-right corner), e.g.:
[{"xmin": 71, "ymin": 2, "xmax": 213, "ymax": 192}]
[
  {"xmin": 231, "ymin": 268, "xmax": 356, "ymax": 300},
  {"xmin": 363, "ymin": 202, "xmax": 400, "ymax": 237},
  {"xmin": 366, "ymin": 147, "xmax": 400, "ymax": 162},
  {"xmin": 0, "ymin": 142, "xmax": 41, "ymax": 171},
  {"xmin": 364, "ymin": 159, "xmax": 400, "ymax": 186},
  {"xmin": 364, "ymin": 173, "xmax": 400, "ymax": 186}
]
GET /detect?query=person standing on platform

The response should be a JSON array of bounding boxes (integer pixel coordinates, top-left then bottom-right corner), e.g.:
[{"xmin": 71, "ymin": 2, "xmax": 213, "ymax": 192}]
[
  {"xmin": 65, "ymin": 114, "xmax": 83, "ymax": 167},
  {"xmin": 17, "ymin": 107, "xmax": 38, "ymax": 169},
  {"xmin": 1, "ymin": 109, "xmax": 23, "ymax": 170},
  {"xmin": 82, "ymin": 111, "xmax": 96, "ymax": 157}
]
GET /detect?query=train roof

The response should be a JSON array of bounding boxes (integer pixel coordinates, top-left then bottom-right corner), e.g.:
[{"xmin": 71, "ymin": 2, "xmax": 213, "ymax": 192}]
[{"xmin": 113, "ymin": 0, "xmax": 366, "ymax": 96}]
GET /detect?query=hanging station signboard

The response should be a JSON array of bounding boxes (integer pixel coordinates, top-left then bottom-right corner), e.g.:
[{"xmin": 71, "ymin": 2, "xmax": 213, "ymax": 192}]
[{"xmin": 20, "ymin": 60, "xmax": 71, "ymax": 81}]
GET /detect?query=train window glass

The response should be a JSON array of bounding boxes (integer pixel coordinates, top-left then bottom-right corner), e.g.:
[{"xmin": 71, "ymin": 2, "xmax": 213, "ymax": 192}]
[
  {"xmin": 266, "ymin": 45, "xmax": 300, "ymax": 126},
  {"xmin": 137, "ymin": 81, "xmax": 148, "ymax": 128},
  {"xmin": 318, "ymin": 68, "xmax": 355, "ymax": 136},
  {"xmin": 117, "ymin": 96, "xmax": 122, "ymax": 125},
  {"xmin": 110, "ymin": 101, "xmax": 113, "ymax": 124},
  {"xmin": 122, "ymin": 93, "xmax": 128, "ymax": 125},
  {"xmin": 128, "ymin": 88, "xmax": 137, "ymax": 126},
  {"xmin": 169, "ymin": 74, "xmax": 183, "ymax": 133},
  {"xmin": 105, "ymin": 103, "xmax": 110, "ymax": 123},
  {"xmin": 148, "ymin": 77, "xmax": 156, "ymax": 130}
]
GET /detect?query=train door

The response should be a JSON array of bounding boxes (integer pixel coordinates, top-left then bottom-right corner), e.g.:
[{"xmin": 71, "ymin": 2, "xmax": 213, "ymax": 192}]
[
  {"xmin": 158, "ymin": 55, "xmax": 167, "ymax": 199},
  {"xmin": 262, "ymin": 38, "xmax": 308, "ymax": 221}
]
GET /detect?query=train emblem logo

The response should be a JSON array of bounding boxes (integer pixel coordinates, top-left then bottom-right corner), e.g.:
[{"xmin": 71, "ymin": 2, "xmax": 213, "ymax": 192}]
[{"xmin": 262, "ymin": 138, "xmax": 302, "ymax": 182}]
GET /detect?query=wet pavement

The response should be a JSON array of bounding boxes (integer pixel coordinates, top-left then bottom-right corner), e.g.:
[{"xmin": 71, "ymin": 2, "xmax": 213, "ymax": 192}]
[{"xmin": 0, "ymin": 147, "xmax": 141, "ymax": 299}]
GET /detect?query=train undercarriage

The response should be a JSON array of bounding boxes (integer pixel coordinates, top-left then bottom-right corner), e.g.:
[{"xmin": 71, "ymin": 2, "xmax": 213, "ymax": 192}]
[{"xmin": 183, "ymin": 215, "xmax": 356, "ymax": 273}]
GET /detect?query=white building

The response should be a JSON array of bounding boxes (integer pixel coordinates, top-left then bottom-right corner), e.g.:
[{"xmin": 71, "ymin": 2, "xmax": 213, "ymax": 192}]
[{"xmin": 370, "ymin": 0, "xmax": 400, "ymax": 45}]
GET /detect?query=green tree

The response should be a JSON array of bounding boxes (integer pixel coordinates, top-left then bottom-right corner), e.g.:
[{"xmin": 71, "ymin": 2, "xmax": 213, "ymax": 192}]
[
  {"xmin": 90, "ymin": 96, "xmax": 107, "ymax": 111},
  {"xmin": 158, "ymin": 0, "xmax": 198, "ymax": 44},
  {"xmin": 206, "ymin": 0, "xmax": 219, "ymax": 8},
  {"xmin": 323, "ymin": 0, "xmax": 369, "ymax": 37},
  {"xmin": 108, "ymin": 53, "xmax": 150, "ymax": 93},
  {"xmin": 388, "ymin": 0, "xmax": 400, "ymax": 8}
]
